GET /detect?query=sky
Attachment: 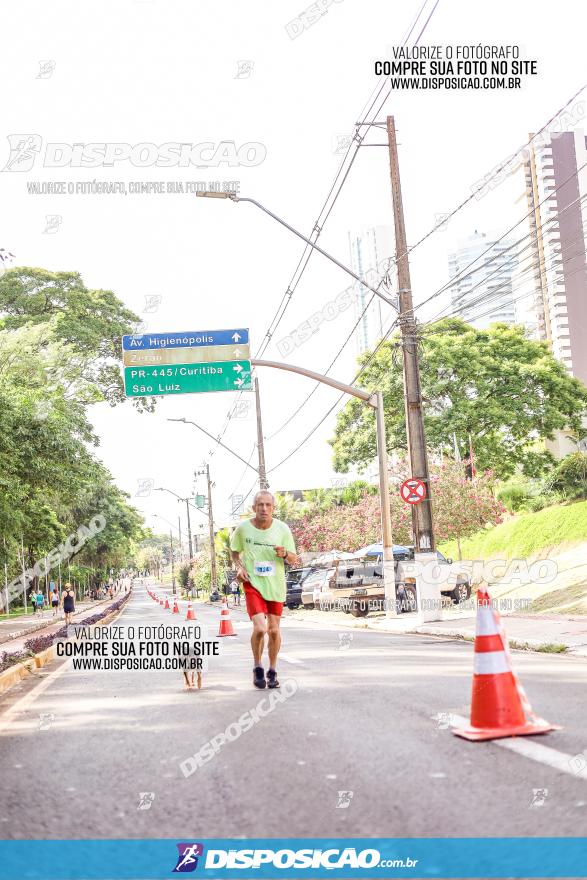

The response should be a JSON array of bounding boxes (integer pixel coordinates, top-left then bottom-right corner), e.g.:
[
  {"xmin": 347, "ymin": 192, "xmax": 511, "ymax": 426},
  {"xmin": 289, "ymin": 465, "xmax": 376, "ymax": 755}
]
[{"xmin": 1, "ymin": 0, "xmax": 586, "ymax": 544}]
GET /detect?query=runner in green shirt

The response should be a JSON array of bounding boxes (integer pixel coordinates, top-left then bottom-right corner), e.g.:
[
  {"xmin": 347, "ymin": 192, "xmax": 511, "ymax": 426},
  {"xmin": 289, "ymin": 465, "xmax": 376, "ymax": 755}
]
[{"xmin": 230, "ymin": 490, "xmax": 299, "ymax": 690}]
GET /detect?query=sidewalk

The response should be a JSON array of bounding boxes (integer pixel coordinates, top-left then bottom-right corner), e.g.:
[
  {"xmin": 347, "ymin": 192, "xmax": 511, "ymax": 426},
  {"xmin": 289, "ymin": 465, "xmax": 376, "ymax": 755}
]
[
  {"xmin": 284, "ymin": 604, "xmax": 587, "ymax": 656},
  {"xmin": 0, "ymin": 595, "xmax": 124, "ymax": 651},
  {"xmin": 153, "ymin": 584, "xmax": 587, "ymax": 656},
  {"xmin": 401, "ymin": 612, "xmax": 587, "ymax": 656}
]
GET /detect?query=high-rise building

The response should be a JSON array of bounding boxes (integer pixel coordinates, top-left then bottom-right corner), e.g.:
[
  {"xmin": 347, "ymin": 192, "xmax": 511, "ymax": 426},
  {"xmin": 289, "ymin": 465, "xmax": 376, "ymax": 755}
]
[
  {"xmin": 348, "ymin": 225, "xmax": 394, "ymax": 354},
  {"xmin": 523, "ymin": 129, "xmax": 587, "ymax": 386},
  {"xmin": 447, "ymin": 231, "xmax": 518, "ymax": 328}
]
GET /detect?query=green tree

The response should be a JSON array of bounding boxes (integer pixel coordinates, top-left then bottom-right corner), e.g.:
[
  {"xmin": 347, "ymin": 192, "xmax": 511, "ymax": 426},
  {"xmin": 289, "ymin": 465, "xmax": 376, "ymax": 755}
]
[
  {"xmin": 0, "ymin": 266, "xmax": 147, "ymax": 408},
  {"xmin": 330, "ymin": 319, "xmax": 587, "ymax": 480},
  {"xmin": 273, "ymin": 492, "xmax": 305, "ymax": 522},
  {"xmin": 0, "ymin": 267, "xmax": 150, "ymax": 603},
  {"xmin": 302, "ymin": 488, "xmax": 335, "ymax": 516},
  {"xmin": 215, "ymin": 527, "xmax": 233, "ymax": 572},
  {"xmin": 547, "ymin": 452, "xmax": 587, "ymax": 499}
]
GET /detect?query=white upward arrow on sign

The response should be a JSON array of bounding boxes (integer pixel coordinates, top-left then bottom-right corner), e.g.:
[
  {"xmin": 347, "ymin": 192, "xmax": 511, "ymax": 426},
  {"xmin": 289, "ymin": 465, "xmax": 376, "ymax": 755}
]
[
  {"xmin": 232, "ymin": 332, "xmax": 242, "ymax": 342},
  {"xmin": 233, "ymin": 348, "xmax": 242, "ymax": 357}
]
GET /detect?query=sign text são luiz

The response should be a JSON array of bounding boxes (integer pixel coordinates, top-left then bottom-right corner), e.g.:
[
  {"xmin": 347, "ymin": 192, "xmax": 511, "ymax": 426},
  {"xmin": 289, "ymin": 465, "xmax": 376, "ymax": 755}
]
[{"xmin": 122, "ymin": 328, "xmax": 251, "ymax": 397}]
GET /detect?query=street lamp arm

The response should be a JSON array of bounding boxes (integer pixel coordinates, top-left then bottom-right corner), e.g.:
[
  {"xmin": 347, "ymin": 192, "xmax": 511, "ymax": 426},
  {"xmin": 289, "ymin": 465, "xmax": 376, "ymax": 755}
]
[
  {"xmin": 251, "ymin": 359, "xmax": 375, "ymax": 407},
  {"xmin": 155, "ymin": 486, "xmax": 182, "ymax": 501},
  {"xmin": 155, "ymin": 485, "xmax": 208, "ymax": 517},
  {"xmin": 167, "ymin": 417, "xmax": 260, "ymax": 473},
  {"xmin": 227, "ymin": 195, "xmax": 397, "ymax": 310}
]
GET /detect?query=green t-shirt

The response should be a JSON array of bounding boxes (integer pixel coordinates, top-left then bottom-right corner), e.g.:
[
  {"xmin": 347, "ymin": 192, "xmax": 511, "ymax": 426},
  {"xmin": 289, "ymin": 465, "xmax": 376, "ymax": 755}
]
[{"xmin": 230, "ymin": 518, "xmax": 296, "ymax": 602}]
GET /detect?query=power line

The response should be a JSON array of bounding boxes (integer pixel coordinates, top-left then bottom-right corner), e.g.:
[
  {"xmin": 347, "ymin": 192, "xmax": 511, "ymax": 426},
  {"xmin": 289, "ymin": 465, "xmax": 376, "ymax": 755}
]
[
  {"xmin": 266, "ymin": 258, "xmax": 395, "ymax": 439},
  {"xmin": 398, "ymin": 81, "xmax": 587, "ymax": 272},
  {"xmin": 226, "ymin": 443, "xmax": 257, "ymax": 500},
  {"xmin": 423, "ymin": 219, "xmax": 587, "ymax": 327},
  {"xmin": 416, "ymin": 161, "xmax": 587, "ymax": 320},
  {"xmin": 263, "ymin": 84, "xmax": 587, "ymax": 452},
  {"xmin": 263, "ymin": 169, "xmax": 587, "ymax": 475},
  {"xmin": 208, "ymin": 0, "xmax": 441, "ymax": 458},
  {"xmin": 422, "ymin": 194, "xmax": 587, "ymax": 327},
  {"xmin": 266, "ymin": 312, "xmax": 401, "ymax": 475}
]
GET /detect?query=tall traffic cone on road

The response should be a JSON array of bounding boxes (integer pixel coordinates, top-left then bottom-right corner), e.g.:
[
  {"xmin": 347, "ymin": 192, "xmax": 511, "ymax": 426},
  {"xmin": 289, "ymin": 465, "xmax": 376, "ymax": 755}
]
[
  {"xmin": 186, "ymin": 601, "xmax": 196, "ymax": 621},
  {"xmin": 218, "ymin": 597, "xmax": 236, "ymax": 637},
  {"xmin": 164, "ymin": 596, "xmax": 170, "ymax": 610},
  {"xmin": 453, "ymin": 586, "xmax": 560, "ymax": 741},
  {"xmin": 159, "ymin": 597, "xmax": 164, "ymax": 606},
  {"xmin": 172, "ymin": 597, "xmax": 179, "ymax": 614}
]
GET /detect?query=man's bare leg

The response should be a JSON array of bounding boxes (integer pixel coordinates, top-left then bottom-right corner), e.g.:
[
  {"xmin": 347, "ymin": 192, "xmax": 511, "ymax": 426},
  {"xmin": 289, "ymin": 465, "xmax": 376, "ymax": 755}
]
[
  {"xmin": 267, "ymin": 614, "xmax": 282, "ymax": 670},
  {"xmin": 250, "ymin": 612, "xmax": 267, "ymax": 665}
]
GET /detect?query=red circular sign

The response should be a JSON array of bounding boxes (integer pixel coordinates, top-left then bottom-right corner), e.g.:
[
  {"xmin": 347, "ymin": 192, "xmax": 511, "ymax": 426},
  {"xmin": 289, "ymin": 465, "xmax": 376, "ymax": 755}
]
[{"xmin": 400, "ymin": 478, "xmax": 427, "ymax": 505}]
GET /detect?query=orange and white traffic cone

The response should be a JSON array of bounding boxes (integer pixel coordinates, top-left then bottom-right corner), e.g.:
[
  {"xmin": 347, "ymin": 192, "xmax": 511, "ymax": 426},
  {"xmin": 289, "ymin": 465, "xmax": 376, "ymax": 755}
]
[
  {"xmin": 159, "ymin": 597, "xmax": 163, "ymax": 606},
  {"xmin": 453, "ymin": 586, "xmax": 560, "ymax": 741},
  {"xmin": 186, "ymin": 601, "xmax": 196, "ymax": 621},
  {"xmin": 218, "ymin": 597, "xmax": 236, "ymax": 637},
  {"xmin": 172, "ymin": 597, "xmax": 179, "ymax": 614},
  {"xmin": 164, "ymin": 597, "xmax": 170, "ymax": 610}
]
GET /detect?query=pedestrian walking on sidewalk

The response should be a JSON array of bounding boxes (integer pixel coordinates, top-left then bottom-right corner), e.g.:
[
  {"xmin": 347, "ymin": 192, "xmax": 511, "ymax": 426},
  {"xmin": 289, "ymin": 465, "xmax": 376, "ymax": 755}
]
[
  {"xmin": 29, "ymin": 590, "xmax": 37, "ymax": 615},
  {"xmin": 62, "ymin": 583, "xmax": 75, "ymax": 626},
  {"xmin": 230, "ymin": 579, "xmax": 240, "ymax": 606},
  {"xmin": 35, "ymin": 590, "xmax": 45, "ymax": 616},
  {"xmin": 230, "ymin": 490, "xmax": 299, "ymax": 690},
  {"xmin": 50, "ymin": 588, "xmax": 59, "ymax": 615}
]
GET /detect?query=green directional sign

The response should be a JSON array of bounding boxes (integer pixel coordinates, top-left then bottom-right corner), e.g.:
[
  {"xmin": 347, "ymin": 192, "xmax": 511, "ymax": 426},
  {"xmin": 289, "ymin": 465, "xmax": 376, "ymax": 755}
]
[{"xmin": 124, "ymin": 360, "xmax": 252, "ymax": 397}]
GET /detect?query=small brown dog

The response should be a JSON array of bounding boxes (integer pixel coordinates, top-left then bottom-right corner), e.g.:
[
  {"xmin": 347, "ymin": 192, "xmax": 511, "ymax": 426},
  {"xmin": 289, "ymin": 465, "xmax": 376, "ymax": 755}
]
[{"xmin": 182, "ymin": 668, "xmax": 203, "ymax": 690}]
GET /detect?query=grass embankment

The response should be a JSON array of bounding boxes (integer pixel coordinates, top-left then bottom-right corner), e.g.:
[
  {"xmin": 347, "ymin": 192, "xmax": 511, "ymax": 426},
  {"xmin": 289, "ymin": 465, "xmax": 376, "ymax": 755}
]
[
  {"xmin": 0, "ymin": 607, "xmax": 37, "ymax": 621},
  {"xmin": 439, "ymin": 500, "xmax": 587, "ymax": 616},
  {"xmin": 439, "ymin": 499, "xmax": 587, "ymax": 560}
]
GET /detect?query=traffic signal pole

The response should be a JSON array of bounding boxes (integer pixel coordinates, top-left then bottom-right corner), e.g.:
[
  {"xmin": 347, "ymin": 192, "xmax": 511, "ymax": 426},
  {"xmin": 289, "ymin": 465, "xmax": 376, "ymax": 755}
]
[{"xmin": 386, "ymin": 115, "xmax": 435, "ymax": 554}]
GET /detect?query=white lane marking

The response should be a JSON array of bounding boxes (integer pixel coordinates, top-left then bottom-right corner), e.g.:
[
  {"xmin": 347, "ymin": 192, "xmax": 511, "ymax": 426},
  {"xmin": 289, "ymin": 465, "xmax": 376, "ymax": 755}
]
[
  {"xmin": 279, "ymin": 653, "xmax": 303, "ymax": 665},
  {"xmin": 450, "ymin": 713, "xmax": 587, "ymax": 782}
]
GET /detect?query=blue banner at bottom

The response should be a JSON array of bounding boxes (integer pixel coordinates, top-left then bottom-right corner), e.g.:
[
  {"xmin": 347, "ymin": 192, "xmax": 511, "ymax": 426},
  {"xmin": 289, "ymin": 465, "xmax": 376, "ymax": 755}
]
[{"xmin": 1, "ymin": 838, "xmax": 586, "ymax": 879}]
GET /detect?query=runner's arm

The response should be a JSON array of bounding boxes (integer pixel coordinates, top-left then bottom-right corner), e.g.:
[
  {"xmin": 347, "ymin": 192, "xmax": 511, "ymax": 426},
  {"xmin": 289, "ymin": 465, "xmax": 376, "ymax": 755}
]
[
  {"xmin": 230, "ymin": 550, "xmax": 248, "ymax": 581},
  {"xmin": 275, "ymin": 527, "xmax": 300, "ymax": 566}
]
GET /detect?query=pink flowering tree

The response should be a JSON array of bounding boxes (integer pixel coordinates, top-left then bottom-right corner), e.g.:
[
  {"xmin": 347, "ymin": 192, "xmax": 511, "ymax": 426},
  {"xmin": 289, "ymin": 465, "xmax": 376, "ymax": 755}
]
[{"xmin": 289, "ymin": 459, "xmax": 505, "ymax": 558}]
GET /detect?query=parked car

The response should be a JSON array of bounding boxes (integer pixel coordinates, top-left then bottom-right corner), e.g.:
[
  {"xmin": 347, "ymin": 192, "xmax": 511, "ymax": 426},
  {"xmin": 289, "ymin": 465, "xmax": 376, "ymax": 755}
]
[
  {"xmin": 355, "ymin": 543, "xmax": 472, "ymax": 605},
  {"xmin": 299, "ymin": 552, "xmax": 355, "ymax": 609},
  {"xmin": 301, "ymin": 551, "xmax": 417, "ymax": 617},
  {"xmin": 285, "ymin": 566, "xmax": 317, "ymax": 609},
  {"xmin": 301, "ymin": 544, "xmax": 471, "ymax": 617}
]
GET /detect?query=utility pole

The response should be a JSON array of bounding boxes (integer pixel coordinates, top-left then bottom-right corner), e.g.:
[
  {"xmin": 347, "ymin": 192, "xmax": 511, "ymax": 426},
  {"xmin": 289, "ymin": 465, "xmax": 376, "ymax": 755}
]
[
  {"xmin": 185, "ymin": 499, "xmax": 194, "ymax": 560},
  {"xmin": 196, "ymin": 464, "xmax": 217, "ymax": 591},
  {"xmin": 178, "ymin": 515, "xmax": 183, "ymax": 562},
  {"xmin": 386, "ymin": 115, "xmax": 435, "ymax": 554},
  {"xmin": 169, "ymin": 529, "xmax": 176, "ymax": 594},
  {"xmin": 254, "ymin": 375, "xmax": 269, "ymax": 490}
]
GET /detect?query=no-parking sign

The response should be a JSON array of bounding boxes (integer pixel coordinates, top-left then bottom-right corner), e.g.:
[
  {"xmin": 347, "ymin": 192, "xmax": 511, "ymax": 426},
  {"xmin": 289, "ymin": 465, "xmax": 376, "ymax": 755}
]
[{"xmin": 400, "ymin": 478, "xmax": 427, "ymax": 505}]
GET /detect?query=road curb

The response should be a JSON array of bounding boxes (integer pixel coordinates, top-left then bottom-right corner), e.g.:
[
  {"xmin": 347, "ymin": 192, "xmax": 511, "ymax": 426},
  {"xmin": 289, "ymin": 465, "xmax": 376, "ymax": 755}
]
[
  {"xmin": 0, "ymin": 595, "xmax": 132, "ymax": 696},
  {"xmin": 0, "ymin": 596, "xmax": 114, "ymax": 646}
]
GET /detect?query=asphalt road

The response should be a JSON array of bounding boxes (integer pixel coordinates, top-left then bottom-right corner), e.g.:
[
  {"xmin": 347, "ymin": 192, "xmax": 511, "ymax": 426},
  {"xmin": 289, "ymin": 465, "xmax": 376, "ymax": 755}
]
[{"xmin": 1, "ymin": 580, "xmax": 586, "ymax": 839}]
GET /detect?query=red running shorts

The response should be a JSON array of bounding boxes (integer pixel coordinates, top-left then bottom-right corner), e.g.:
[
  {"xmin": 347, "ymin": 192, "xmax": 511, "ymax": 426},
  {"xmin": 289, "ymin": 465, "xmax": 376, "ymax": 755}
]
[{"xmin": 243, "ymin": 582, "xmax": 284, "ymax": 618}]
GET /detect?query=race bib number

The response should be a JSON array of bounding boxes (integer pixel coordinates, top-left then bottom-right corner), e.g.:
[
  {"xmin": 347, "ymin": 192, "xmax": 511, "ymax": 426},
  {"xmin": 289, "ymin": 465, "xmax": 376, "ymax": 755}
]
[{"xmin": 254, "ymin": 560, "xmax": 275, "ymax": 577}]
